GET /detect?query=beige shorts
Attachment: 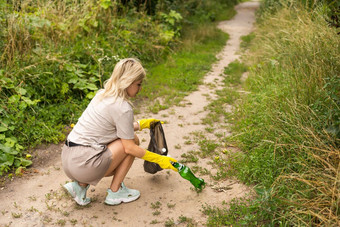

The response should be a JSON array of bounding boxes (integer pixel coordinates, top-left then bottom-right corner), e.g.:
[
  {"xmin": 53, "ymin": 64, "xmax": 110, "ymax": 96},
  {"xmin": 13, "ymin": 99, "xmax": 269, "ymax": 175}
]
[{"xmin": 61, "ymin": 144, "xmax": 112, "ymax": 186}]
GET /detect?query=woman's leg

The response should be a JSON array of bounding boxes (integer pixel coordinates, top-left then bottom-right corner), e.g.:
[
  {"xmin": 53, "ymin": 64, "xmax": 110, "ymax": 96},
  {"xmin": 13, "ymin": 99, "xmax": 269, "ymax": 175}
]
[
  {"xmin": 104, "ymin": 134, "xmax": 140, "ymax": 192},
  {"xmin": 108, "ymin": 155, "xmax": 135, "ymax": 191}
]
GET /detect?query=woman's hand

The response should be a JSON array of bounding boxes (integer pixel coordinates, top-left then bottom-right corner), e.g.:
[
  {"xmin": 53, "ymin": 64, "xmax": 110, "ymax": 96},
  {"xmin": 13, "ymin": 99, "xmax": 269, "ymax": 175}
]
[
  {"xmin": 141, "ymin": 150, "xmax": 178, "ymax": 172},
  {"xmin": 137, "ymin": 118, "xmax": 163, "ymax": 131}
]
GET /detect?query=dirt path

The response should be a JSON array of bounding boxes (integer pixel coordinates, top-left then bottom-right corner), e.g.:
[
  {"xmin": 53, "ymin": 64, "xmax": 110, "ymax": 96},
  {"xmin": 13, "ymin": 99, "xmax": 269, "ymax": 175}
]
[{"xmin": 0, "ymin": 2, "xmax": 259, "ymax": 226}]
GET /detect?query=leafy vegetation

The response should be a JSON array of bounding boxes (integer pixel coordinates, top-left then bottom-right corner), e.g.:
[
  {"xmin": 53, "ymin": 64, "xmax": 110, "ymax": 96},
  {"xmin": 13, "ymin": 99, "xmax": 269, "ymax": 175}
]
[
  {"xmin": 0, "ymin": 0, "xmax": 237, "ymax": 175},
  {"xmin": 201, "ymin": 0, "xmax": 339, "ymax": 226},
  {"xmin": 2, "ymin": 0, "xmax": 338, "ymax": 225}
]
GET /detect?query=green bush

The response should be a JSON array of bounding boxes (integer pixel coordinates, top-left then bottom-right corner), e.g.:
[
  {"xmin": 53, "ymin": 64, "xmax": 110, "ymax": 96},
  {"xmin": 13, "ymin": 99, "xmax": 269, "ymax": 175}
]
[
  {"xmin": 0, "ymin": 0, "xmax": 186, "ymax": 175},
  {"xmin": 0, "ymin": 0, "xmax": 237, "ymax": 175}
]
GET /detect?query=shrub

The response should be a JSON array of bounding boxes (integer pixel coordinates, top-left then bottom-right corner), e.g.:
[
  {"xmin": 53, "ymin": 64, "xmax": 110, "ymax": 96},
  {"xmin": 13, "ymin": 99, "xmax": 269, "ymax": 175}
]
[{"xmin": 0, "ymin": 0, "xmax": 237, "ymax": 175}]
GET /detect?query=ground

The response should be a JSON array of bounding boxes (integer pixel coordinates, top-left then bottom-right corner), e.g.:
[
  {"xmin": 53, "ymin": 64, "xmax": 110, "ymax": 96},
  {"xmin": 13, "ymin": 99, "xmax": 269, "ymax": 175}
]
[{"xmin": 0, "ymin": 2, "xmax": 259, "ymax": 226}]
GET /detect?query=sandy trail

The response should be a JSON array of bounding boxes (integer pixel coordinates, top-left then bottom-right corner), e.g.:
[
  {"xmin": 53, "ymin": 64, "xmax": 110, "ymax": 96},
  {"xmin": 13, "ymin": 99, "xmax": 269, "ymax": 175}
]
[{"xmin": 0, "ymin": 1, "xmax": 259, "ymax": 226}]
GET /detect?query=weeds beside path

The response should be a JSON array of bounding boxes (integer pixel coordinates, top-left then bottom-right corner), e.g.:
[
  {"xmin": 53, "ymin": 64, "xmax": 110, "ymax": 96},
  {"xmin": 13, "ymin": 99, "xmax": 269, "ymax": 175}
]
[{"xmin": 0, "ymin": 1, "xmax": 259, "ymax": 226}]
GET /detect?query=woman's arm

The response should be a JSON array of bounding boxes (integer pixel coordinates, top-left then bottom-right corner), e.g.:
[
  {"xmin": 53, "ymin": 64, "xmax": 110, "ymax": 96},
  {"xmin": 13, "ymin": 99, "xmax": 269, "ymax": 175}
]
[
  {"xmin": 121, "ymin": 138, "xmax": 145, "ymax": 157},
  {"xmin": 120, "ymin": 138, "xmax": 177, "ymax": 171},
  {"xmin": 133, "ymin": 122, "xmax": 140, "ymax": 131}
]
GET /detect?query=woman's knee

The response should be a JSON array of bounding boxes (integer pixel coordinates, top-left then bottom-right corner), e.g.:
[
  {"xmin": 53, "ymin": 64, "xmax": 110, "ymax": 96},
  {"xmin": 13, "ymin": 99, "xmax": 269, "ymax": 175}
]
[{"xmin": 107, "ymin": 139, "xmax": 125, "ymax": 157}]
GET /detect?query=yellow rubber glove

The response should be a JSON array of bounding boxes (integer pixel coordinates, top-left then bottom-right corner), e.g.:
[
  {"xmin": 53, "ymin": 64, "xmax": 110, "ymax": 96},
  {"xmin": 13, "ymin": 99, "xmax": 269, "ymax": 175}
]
[
  {"xmin": 138, "ymin": 118, "xmax": 163, "ymax": 131},
  {"xmin": 142, "ymin": 150, "xmax": 178, "ymax": 172}
]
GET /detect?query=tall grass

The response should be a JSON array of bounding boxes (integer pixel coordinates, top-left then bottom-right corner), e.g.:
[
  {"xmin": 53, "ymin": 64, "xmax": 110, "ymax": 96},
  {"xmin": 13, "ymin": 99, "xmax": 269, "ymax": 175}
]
[{"xmin": 229, "ymin": 3, "xmax": 339, "ymax": 225}]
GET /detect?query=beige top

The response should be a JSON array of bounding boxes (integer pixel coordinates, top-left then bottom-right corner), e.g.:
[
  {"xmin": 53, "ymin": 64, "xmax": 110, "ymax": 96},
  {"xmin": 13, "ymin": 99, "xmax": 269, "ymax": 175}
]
[{"xmin": 67, "ymin": 90, "xmax": 135, "ymax": 147}]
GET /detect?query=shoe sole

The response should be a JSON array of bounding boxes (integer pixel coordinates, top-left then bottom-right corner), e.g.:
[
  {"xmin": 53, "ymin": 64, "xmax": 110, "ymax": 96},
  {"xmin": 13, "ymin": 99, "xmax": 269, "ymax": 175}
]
[
  {"xmin": 74, "ymin": 197, "xmax": 91, "ymax": 206},
  {"xmin": 104, "ymin": 194, "xmax": 140, "ymax": 206}
]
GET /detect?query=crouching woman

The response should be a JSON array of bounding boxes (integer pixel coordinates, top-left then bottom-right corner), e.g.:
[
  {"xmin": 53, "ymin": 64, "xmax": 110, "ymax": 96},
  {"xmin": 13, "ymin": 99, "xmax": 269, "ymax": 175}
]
[{"xmin": 61, "ymin": 58, "xmax": 177, "ymax": 206}]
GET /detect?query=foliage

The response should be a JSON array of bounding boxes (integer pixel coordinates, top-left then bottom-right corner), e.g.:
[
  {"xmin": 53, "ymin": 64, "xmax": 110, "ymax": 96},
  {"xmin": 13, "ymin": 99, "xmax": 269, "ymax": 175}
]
[
  {"xmin": 203, "ymin": 187, "xmax": 279, "ymax": 226},
  {"xmin": 0, "ymin": 144, "xmax": 32, "ymax": 175},
  {"xmin": 156, "ymin": 0, "xmax": 238, "ymax": 22},
  {"xmin": 0, "ymin": 0, "xmax": 238, "ymax": 175},
  {"xmin": 226, "ymin": 1, "xmax": 339, "ymax": 226}
]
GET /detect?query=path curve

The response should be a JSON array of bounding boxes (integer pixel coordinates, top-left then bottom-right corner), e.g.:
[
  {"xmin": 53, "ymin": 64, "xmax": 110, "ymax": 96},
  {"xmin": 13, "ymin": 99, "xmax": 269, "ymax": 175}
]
[{"xmin": 0, "ymin": 2, "xmax": 259, "ymax": 226}]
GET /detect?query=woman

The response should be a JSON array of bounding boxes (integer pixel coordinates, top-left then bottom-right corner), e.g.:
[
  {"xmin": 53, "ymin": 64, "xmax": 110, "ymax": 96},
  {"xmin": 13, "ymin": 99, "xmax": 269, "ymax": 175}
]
[{"xmin": 62, "ymin": 58, "xmax": 177, "ymax": 206}]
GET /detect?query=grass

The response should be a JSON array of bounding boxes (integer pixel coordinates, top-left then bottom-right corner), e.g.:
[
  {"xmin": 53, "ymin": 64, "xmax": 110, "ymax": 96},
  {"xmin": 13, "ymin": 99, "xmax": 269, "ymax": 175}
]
[
  {"xmin": 191, "ymin": 165, "xmax": 210, "ymax": 176},
  {"xmin": 180, "ymin": 150, "xmax": 199, "ymax": 163},
  {"xmin": 150, "ymin": 219, "xmax": 160, "ymax": 224},
  {"xmin": 198, "ymin": 139, "xmax": 219, "ymax": 158},
  {"xmin": 200, "ymin": 2, "xmax": 340, "ymax": 226},
  {"xmin": 164, "ymin": 218, "xmax": 175, "ymax": 227},
  {"xmin": 150, "ymin": 201, "xmax": 162, "ymax": 209},
  {"xmin": 223, "ymin": 60, "xmax": 247, "ymax": 86},
  {"xmin": 137, "ymin": 25, "xmax": 230, "ymax": 113},
  {"xmin": 240, "ymin": 32, "xmax": 255, "ymax": 50},
  {"xmin": 8, "ymin": 0, "xmax": 336, "ymax": 226},
  {"xmin": 178, "ymin": 215, "xmax": 196, "ymax": 226},
  {"xmin": 184, "ymin": 1, "xmax": 340, "ymax": 225},
  {"xmin": 167, "ymin": 203, "xmax": 176, "ymax": 209},
  {"xmin": 11, "ymin": 212, "xmax": 22, "ymax": 218},
  {"xmin": 152, "ymin": 210, "xmax": 161, "ymax": 216}
]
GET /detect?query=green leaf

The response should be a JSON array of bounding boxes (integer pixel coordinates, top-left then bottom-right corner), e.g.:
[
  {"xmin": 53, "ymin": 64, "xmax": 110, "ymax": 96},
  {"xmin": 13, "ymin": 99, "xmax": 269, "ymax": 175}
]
[
  {"xmin": 0, "ymin": 153, "xmax": 15, "ymax": 166},
  {"xmin": 91, "ymin": 20, "xmax": 98, "ymax": 28},
  {"xmin": 15, "ymin": 166, "xmax": 24, "ymax": 176},
  {"xmin": 86, "ymin": 83, "xmax": 98, "ymax": 91},
  {"xmin": 74, "ymin": 79, "xmax": 87, "ymax": 90},
  {"xmin": 5, "ymin": 137, "xmax": 17, "ymax": 148},
  {"xmin": 61, "ymin": 82, "xmax": 69, "ymax": 94},
  {"xmin": 14, "ymin": 158, "xmax": 21, "ymax": 168},
  {"xmin": 75, "ymin": 69, "xmax": 85, "ymax": 77},
  {"xmin": 17, "ymin": 88, "xmax": 27, "ymax": 95},
  {"xmin": 0, "ymin": 144, "xmax": 18, "ymax": 155},
  {"xmin": 15, "ymin": 144, "xmax": 24, "ymax": 151},
  {"xmin": 8, "ymin": 95, "xmax": 20, "ymax": 103},
  {"xmin": 21, "ymin": 159, "xmax": 32, "ymax": 167},
  {"xmin": 100, "ymin": 0, "xmax": 112, "ymax": 9},
  {"xmin": 0, "ymin": 77, "xmax": 14, "ymax": 89},
  {"xmin": 19, "ymin": 101, "xmax": 28, "ymax": 110},
  {"xmin": 0, "ymin": 126, "xmax": 7, "ymax": 132},
  {"xmin": 65, "ymin": 64, "xmax": 75, "ymax": 72},
  {"xmin": 22, "ymin": 96, "xmax": 40, "ymax": 106},
  {"xmin": 86, "ymin": 91, "xmax": 96, "ymax": 99},
  {"xmin": 68, "ymin": 76, "xmax": 78, "ymax": 84},
  {"xmin": 16, "ymin": 158, "xmax": 32, "ymax": 167}
]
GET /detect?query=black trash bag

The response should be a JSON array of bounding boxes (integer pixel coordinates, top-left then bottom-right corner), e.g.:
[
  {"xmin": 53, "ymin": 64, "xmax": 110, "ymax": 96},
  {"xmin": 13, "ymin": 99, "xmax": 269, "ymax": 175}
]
[{"xmin": 143, "ymin": 121, "xmax": 168, "ymax": 174}]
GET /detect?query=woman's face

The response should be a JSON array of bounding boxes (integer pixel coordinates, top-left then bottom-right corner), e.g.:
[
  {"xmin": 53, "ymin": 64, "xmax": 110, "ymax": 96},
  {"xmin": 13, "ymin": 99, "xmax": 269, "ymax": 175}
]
[{"xmin": 126, "ymin": 79, "xmax": 143, "ymax": 97}]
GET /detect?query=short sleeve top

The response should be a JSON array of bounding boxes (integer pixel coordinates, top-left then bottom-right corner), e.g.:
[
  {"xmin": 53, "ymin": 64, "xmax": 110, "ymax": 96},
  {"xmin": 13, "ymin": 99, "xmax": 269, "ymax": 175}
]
[{"xmin": 67, "ymin": 90, "xmax": 135, "ymax": 147}]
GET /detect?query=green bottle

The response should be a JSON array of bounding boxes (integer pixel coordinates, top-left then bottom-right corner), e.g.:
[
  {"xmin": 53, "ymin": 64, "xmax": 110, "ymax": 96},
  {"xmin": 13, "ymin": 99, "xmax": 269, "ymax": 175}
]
[{"xmin": 171, "ymin": 162, "xmax": 205, "ymax": 190}]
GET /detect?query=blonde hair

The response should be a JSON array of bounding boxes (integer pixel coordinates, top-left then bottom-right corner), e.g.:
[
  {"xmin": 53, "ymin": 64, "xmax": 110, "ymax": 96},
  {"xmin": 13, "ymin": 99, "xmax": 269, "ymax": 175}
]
[{"xmin": 99, "ymin": 58, "xmax": 146, "ymax": 102}]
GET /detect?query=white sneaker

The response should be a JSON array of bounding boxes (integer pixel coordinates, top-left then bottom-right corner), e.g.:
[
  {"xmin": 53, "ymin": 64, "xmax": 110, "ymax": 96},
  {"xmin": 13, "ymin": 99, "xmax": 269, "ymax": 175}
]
[
  {"xmin": 104, "ymin": 183, "xmax": 140, "ymax": 206},
  {"xmin": 63, "ymin": 181, "xmax": 91, "ymax": 206}
]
